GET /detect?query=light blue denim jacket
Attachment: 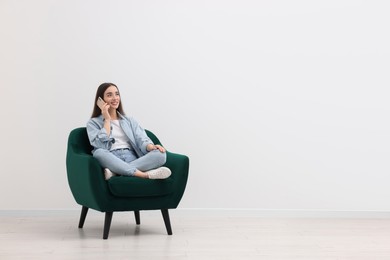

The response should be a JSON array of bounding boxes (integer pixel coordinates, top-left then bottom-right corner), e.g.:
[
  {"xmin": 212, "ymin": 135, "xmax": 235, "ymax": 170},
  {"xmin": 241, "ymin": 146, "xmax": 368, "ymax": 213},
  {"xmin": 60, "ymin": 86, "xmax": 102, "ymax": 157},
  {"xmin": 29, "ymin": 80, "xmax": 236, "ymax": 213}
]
[{"xmin": 86, "ymin": 112, "xmax": 154, "ymax": 157}]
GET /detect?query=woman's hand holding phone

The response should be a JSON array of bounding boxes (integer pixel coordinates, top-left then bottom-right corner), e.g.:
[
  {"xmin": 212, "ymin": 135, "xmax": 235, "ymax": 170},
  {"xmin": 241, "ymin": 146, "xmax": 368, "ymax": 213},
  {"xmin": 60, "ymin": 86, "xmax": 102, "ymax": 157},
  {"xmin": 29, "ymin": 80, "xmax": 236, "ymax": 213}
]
[
  {"xmin": 97, "ymin": 97, "xmax": 105, "ymax": 110},
  {"xmin": 97, "ymin": 97, "xmax": 111, "ymax": 120}
]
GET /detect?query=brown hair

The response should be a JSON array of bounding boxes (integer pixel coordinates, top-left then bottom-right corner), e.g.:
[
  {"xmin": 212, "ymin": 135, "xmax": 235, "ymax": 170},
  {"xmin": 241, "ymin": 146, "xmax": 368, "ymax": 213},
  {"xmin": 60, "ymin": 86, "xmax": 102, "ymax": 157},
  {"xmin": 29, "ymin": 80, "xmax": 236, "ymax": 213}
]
[{"xmin": 91, "ymin": 82, "xmax": 125, "ymax": 118}]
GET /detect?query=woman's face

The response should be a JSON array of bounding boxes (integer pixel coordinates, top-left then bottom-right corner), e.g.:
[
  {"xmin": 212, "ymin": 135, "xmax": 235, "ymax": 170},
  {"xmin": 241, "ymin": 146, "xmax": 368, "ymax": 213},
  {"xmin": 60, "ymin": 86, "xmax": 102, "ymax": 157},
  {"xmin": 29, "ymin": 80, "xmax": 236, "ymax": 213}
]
[{"xmin": 103, "ymin": 85, "xmax": 120, "ymax": 109}]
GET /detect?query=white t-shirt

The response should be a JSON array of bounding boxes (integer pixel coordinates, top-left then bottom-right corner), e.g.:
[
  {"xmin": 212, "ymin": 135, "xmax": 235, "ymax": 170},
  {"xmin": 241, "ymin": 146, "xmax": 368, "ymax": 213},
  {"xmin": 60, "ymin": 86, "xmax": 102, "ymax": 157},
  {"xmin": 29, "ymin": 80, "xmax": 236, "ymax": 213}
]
[{"xmin": 110, "ymin": 120, "xmax": 133, "ymax": 151}]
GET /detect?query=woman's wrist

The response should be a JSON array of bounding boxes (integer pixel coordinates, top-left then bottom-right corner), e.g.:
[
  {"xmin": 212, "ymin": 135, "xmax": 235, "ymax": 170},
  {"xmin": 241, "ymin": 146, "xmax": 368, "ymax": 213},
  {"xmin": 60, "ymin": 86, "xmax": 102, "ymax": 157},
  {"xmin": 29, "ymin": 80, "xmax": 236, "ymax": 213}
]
[{"xmin": 146, "ymin": 144, "xmax": 155, "ymax": 151}]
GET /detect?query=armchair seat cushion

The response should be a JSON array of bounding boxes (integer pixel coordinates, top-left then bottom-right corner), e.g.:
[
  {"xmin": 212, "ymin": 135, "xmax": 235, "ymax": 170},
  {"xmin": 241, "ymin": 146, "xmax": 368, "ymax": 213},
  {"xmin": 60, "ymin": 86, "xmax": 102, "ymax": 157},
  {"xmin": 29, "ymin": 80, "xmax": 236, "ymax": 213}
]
[{"xmin": 107, "ymin": 176, "xmax": 174, "ymax": 198}]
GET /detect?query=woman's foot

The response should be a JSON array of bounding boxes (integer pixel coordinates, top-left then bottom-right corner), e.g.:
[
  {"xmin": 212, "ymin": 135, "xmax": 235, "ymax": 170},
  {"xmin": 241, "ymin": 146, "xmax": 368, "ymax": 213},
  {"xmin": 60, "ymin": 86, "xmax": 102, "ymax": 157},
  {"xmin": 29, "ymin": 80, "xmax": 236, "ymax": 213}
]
[
  {"xmin": 145, "ymin": 167, "xmax": 171, "ymax": 179},
  {"xmin": 104, "ymin": 168, "xmax": 117, "ymax": 180}
]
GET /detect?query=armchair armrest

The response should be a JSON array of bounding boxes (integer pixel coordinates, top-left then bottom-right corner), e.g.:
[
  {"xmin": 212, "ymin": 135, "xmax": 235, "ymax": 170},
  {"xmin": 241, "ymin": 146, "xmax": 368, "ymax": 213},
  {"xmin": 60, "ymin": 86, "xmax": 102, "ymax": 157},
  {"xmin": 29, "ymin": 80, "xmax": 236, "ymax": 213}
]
[
  {"xmin": 164, "ymin": 151, "xmax": 190, "ymax": 208},
  {"xmin": 66, "ymin": 151, "xmax": 112, "ymax": 211}
]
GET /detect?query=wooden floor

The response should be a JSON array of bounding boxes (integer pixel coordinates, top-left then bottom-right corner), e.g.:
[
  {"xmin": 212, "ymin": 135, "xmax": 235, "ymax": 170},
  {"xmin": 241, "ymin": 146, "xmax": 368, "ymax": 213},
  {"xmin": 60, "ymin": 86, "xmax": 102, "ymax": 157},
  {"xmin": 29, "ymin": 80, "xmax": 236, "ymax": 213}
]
[{"xmin": 1, "ymin": 210, "xmax": 390, "ymax": 259}]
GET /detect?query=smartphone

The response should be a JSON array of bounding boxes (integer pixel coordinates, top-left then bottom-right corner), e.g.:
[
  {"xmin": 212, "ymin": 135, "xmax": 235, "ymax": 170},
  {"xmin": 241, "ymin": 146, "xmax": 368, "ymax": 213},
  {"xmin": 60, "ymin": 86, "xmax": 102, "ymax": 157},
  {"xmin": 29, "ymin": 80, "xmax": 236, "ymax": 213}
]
[{"xmin": 97, "ymin": 97, "xmax": 105, "ymax": 109}]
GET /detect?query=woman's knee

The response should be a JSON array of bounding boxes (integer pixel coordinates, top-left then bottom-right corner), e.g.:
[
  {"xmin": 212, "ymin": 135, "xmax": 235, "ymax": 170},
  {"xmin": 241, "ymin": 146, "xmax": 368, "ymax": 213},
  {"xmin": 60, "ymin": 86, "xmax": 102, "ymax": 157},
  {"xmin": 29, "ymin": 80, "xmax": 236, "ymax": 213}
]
[
  {"xmin": 93, "ymin": 148, "xmax": 107, "ymax": 158},
  {"xmin": 149, "ymin": 150, "xmax": 167, "ymax": 165},
  {"xmin": 92, "ymin": 148, "xmax": 113, "ymax": 163}
]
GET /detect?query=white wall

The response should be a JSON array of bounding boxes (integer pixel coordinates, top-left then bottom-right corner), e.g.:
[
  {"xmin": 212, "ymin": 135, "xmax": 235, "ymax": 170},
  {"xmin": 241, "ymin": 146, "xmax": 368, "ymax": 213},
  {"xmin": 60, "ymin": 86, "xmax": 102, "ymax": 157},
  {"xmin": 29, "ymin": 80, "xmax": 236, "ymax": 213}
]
[{"xmin": 1, "ymin": 0, "xmax": 389, "ymax": 211}]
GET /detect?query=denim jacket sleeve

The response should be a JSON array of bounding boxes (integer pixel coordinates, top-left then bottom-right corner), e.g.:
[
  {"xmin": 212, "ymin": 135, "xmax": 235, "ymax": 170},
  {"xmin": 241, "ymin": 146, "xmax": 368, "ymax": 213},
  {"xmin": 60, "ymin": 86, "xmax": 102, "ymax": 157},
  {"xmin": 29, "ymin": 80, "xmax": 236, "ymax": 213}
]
[
  {"xmin": 86, "ymin": 116, "xmax": 115, "ymax": 151},
  {"xmin": 123, "ymin": 115, "xmax": 154, "ymax": 155}
]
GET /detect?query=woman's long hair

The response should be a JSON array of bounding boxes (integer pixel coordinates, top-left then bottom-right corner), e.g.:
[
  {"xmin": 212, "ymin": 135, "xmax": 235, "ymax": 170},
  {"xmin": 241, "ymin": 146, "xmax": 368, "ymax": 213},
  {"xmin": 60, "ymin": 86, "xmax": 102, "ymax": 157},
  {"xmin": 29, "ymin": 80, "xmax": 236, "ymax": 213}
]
[{"xmin": 91, "ymin": 82, "xmax": 125, "ymax": 118}]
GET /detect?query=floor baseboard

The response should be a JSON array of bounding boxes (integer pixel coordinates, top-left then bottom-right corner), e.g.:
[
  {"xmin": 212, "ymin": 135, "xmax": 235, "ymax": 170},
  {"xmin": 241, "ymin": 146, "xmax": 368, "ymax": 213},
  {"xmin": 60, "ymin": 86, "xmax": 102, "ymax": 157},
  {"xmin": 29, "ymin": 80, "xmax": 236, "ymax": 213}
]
[{"xmin": 1, "ymin": 208, "xmax": 390, "ymax": 218}]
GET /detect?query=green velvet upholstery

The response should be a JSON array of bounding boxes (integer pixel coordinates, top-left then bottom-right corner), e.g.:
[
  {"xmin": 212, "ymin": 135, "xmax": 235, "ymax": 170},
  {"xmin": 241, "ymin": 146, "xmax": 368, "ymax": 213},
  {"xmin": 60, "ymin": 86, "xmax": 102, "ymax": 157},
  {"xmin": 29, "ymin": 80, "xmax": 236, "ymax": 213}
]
[
  {"xmin": 107, "ymin": 177, "xmax": 174, "ymax": 198},
  {"xmin": 66, "ymin": 127, "xmax": 189, "ymax": 238}
]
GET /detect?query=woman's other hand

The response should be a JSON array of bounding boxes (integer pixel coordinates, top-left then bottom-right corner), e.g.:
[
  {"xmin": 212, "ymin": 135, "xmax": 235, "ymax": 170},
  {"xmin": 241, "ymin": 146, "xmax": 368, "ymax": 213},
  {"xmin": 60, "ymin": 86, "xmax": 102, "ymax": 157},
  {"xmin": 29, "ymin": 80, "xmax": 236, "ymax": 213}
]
[{"xmin": 147, "ymin": 144, "xmax": 166, "ymax": 153}]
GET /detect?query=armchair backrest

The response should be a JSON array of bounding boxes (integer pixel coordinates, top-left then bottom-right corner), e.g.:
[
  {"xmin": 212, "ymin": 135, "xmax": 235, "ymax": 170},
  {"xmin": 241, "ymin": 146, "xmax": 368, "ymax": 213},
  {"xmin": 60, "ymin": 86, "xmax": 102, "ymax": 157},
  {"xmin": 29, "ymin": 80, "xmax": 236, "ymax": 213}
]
[
  {"xmin": 68, "ymin": 127, "xmax": 160, "ymax": 154},
  {"xmin": 68, "ymin": 127, "xmax": 93, "ymax": 155}
]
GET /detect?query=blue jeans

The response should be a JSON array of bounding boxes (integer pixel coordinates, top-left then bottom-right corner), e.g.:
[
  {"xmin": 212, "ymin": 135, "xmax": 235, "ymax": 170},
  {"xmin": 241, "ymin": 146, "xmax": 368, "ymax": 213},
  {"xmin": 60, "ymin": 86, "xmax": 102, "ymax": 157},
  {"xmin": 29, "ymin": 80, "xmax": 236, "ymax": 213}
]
[{"xmin": 93, "ymin": 148, "xmax": 166, "ymax": 176}]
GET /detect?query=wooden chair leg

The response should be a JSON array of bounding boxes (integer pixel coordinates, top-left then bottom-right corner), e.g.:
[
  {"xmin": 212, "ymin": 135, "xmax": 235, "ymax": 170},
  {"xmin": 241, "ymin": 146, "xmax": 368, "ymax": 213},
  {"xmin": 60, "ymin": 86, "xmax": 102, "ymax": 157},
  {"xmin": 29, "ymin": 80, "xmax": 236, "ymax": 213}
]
[
  {"xmin": 161, "ymin": 209, "xmax": 172, "ymax": 235},
  {"xmin": 103, "ymin": 212, "xmax": 113, "ymax": 239},
  {"xmin": 78, "ymin": 206, "xmax": 88, "ymax": 228},
  {"xmin": 134, "ymin": 211, "xmax": 140, "ymax": 225}
]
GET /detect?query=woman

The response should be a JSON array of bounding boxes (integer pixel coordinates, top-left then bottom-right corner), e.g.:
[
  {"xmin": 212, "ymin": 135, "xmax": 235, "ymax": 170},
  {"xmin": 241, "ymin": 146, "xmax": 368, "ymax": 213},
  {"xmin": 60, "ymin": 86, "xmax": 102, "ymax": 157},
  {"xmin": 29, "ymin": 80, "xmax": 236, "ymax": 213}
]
[{"xmin": 86, "ymin": 82, "xmax": 171, "ymax": 180}]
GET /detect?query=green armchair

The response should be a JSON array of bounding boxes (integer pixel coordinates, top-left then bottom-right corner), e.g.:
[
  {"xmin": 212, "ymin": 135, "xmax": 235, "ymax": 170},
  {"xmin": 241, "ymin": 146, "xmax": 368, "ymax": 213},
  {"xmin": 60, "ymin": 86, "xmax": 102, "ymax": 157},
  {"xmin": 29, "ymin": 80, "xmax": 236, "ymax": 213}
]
[{"xmin": 66, "ymin": 127, "xmax": 189, "ymax": 239}]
